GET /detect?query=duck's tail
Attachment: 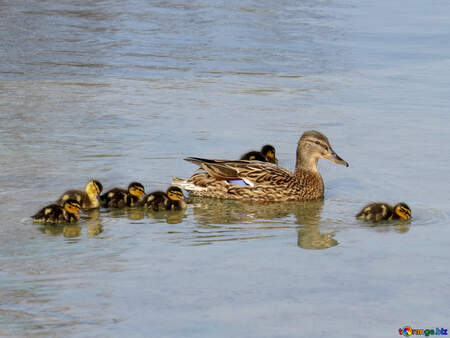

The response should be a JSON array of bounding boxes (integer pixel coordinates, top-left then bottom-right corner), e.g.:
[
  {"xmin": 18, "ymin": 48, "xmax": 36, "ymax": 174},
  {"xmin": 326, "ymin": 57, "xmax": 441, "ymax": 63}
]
[{"xmin": 171, "ymin": 177, "xmax": 206, "ymax": 192}]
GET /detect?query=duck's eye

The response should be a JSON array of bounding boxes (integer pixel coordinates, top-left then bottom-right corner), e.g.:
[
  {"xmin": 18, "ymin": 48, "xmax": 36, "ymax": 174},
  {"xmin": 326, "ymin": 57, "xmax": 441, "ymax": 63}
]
[{"xmin": 313, "ymin": 140, "xmax": 328, "ymax": 151}]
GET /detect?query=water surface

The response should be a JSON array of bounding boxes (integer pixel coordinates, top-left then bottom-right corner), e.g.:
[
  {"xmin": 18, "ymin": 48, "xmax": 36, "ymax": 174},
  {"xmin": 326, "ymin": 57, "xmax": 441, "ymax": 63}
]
[{"xmin": 1, "ymin": 0, "xmax": 449, "ymax": 337}]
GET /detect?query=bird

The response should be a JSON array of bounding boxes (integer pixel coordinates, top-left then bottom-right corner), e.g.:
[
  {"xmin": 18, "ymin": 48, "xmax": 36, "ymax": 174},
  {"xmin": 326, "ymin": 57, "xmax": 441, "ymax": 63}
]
[
  {"xmin": 141, "ymin": 186, "xmax": 187, "ymax": 211},
  {"xmin": 356, "ymin": 202, "xmax": 411, "ymax": 222},
  {"xmin": 240, "ymin": 145, "xmax": 278, "ymax": 164},
  {"xmin": 32, "ymin": 199, "xmax": 81, "ymax": 224},
  {"xmin": 100, "ymin": 182, "xmax": 145, "ymax": 208},
  {"xmin": 56, "ymin": 180, "xmax": 103, "ymax": 209},
  {"xmin": 172, "ymin": 130, "xmax": 348, "ymax": 201}
]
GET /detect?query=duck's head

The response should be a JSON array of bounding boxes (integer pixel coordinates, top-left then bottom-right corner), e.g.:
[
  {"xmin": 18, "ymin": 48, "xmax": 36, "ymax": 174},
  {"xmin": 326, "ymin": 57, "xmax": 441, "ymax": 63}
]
[
  {"xmin": 394, "ymin": 202, "xmax": 411, "ymax": 220},
  {"xmin": 128, "ymin": 182, "xmax": 145, "ymax": 199},
  {"xmin": 86, "ymin": 180, "xmax": 103, "ymax": 196},
  {"xmin": 167, "ymin": 186, "xmax": 184, "ymax": 201},
  {"xmin": 64, "ymin": 199, "xmax": 81, "ymax": 215},
  {"xmin": 297, "ymin": 130, "xmax": 349, "ymax": 170},
  {"xmin": 261, "ymin": 145, "xmax": 278, "ymax": 164}
]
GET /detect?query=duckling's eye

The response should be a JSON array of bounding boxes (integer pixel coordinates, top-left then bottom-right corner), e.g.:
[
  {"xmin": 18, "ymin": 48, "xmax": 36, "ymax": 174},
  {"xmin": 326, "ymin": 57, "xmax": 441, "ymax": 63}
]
[{"xmin": 400, "ymin": 208, "xmax": 411, "ymax": 215}]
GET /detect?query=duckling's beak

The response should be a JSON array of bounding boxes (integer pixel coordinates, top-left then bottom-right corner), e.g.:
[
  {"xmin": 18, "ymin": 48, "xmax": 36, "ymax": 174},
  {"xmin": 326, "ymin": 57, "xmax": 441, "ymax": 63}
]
[{"xmin": 324, "ymin": 149, "xmax": 349, "ymax": 167}]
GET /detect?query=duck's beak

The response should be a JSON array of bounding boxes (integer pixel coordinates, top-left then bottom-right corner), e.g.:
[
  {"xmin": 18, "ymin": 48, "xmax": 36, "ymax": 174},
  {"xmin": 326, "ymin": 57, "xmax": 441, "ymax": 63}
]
[{"xmin": 324, "ymin": 149, "xmax": 349, "ymax": 167}]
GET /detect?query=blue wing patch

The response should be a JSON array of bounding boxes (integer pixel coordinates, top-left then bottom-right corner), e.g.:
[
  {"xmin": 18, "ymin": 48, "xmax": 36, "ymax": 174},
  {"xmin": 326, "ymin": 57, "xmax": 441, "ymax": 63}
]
[{"xmin": 228, "ymin": 179, "xmax": 249, "ymax": 186}]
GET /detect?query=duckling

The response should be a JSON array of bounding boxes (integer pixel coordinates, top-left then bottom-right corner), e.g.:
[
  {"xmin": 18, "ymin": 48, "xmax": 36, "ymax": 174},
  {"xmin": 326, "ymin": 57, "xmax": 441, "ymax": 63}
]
[
  {"xmin": 32, "ymin": 199, "xmax": 81, "ymax": 224},
  {"xmin": 141, "ymin": 186, "xmax": 187, "ymax": 211},
  {"xmin": 57, "ymin": 180, "xmax": 103, "ymax": 209},
  {"xmin": 240, "ymin": 145, "xmax": 278, "ymax": 164},
  {"xmin": 356, "ymin": 202, "xmax": 411, "ymax": 222},
  {"xmin": 100, "ymin": 182, "xmax": 145, "ymax": 208}
]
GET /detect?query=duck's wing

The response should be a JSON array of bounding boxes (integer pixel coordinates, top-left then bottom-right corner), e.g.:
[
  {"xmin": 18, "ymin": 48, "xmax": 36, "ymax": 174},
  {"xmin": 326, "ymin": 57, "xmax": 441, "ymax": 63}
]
[{"xmin": 184, "ymin": 157, "xmax": 292, "ymax": 185}]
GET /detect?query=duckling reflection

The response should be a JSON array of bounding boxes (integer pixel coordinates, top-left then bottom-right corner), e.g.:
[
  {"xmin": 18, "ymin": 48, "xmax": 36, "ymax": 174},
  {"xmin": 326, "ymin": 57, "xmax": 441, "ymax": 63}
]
[
  {"xmin": 294, "ymin": 199, "xmax": 338, "ymax": 250},
  {"xmin": 102, "ymin": 204, "xmax": 185, "ymax": 224},
  {"xmin": 40, "ymin": 224, "xmax": 82, "ymax": 238},
  {"xmin": 63, "ymin": 225, "xmax": 82, "ymax": 238},
  {"xmin": 84, "ymin": 210, "xmax": 104, "ymax": 237},
  {"xmin": 362, "ymin": 222, "xmax": 411, "ymax": 234},
  {"xmin": 87, "ymin": 223, "xmax": 103, "ymax": 236},
  {"xmin": 127, "ymin": 207, "xmax": 145, "ymax": 221},
  {"xmin": 145, "ymin": 209, "xmax": 186, "ymax": 224}
]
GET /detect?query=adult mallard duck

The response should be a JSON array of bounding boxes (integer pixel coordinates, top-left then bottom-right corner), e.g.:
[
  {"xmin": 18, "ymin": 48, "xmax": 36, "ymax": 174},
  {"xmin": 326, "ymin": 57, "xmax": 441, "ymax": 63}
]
[
  {"xmin": 141, "ymin": 186, "xmax": 187, "ymax": 211},
  {"xmin": 32, "ymin": 199, "xmax": 81, "ymax": 224},
  {"xmin": 57, "ymin": 180, "xmax": 103, "ymax": 209},
  {"xmin": 100, "ymin": 182, "xmax": 145, "ymax": 208},
  {"xmin": 240, "ymin": 145, "xmax": 278, "ymax": 164},
  {"xmin": 172, "ymin": 130, "xmax": 348, "ymax": 201},
  {"xmin": 356, "ymin": 202, "xmax": 411, "ymax": 222}
]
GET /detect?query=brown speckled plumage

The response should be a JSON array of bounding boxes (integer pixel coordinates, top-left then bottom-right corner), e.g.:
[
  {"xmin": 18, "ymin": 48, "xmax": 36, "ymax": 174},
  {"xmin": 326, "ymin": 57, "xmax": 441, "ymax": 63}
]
[{"xmin": 172, "ymin": 130, "xmax": 348, "ymax": 201}]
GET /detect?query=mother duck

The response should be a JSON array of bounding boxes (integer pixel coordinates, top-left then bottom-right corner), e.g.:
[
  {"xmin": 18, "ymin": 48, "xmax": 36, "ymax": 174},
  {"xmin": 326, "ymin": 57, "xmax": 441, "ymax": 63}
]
[{"xmin": 172, "ymin": 130, "xmax": 348, "ymax": 201}]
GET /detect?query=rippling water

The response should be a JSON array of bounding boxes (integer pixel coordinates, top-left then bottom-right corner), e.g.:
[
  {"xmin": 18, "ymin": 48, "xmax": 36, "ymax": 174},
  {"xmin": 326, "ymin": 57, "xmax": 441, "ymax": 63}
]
[{"xmin": 1, "ymin": 0, "xmax": 449, "ymax": 337}]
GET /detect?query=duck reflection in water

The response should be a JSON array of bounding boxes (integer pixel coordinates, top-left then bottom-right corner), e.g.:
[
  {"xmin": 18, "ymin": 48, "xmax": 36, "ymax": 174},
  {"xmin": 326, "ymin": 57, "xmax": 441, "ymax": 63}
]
[
  {"xmin": 295, "ymin": 199, "xmax": 338, "ymax": 250},
  {"xmin": 190, "ymin": 197, "xmax": 338, "ymax": 249}
]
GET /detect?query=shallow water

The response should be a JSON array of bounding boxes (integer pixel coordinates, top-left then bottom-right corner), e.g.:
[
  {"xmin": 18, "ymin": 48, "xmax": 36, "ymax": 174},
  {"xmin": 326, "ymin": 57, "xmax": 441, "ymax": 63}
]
[{"xmin": 1, "ymin": 0, "xmax": 449, "ymax": 337}]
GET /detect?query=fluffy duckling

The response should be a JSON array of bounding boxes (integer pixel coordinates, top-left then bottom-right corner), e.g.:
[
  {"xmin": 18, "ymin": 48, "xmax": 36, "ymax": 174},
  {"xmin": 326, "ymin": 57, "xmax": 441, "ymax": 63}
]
[
  {"xmin": 240, "ymin": 145, "xmax": 278, "ymax": 164},
  {"xmin": 32, "ymin": 199, "xmax": 81, "ymax": 224},
  {"xmin": 57, "ymin": 180, "xmax": 103, "ymax": 209},
  {"xmin": 100, "ymin": 182, "xmax": 145, "ymax": 208},
  {"xmin": 356, "ymin": 202, "xmax": 411, "ymax": 222},
  {"xmin": 141, "ymin": 186, "xmax": 186, "ymax": 211}
]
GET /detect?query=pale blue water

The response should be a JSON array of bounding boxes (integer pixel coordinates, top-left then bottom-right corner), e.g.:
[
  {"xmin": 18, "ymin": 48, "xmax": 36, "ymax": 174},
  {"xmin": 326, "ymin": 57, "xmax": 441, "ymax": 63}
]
[{"xmin": 1, "ymin": 0, "xmax": 449, "ymax": 337}]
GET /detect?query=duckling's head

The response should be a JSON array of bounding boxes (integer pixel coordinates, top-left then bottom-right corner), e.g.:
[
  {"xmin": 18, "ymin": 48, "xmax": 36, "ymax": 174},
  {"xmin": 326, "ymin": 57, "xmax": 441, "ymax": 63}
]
[
  {"xmin": 297, "ymin": 130, "xmax": 349, "ymax": 170},
  {"xmin": 261, "ymin": 145, "xmax": 278, "ymax": 164},
  {"xmin": 394, "ymin": 202, "xmax": 411, "ymax": 220},
  {"xmin": 128, "ymin": 182, "xmax": 145, "ymax": 198},
  {"xmin": 86, "ymin": 180, "xmax": 103, "ymax": 196},
  {"xmin": 167, "ymin": 186, "xmax": 184, "ymax": 201},
  {"xmin": 64, "ymin": 199, "xmax": 81, "ymax": 215}
]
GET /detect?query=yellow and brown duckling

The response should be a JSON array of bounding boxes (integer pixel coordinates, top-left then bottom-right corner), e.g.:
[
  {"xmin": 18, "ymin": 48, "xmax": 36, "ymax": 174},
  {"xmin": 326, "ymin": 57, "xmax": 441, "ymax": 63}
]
[
  {"xmin": 32, "ymin": 199, "xmax": 81, "ymax": 224},
  {"xmin": 100, "ymin": 182, "xmax": 145, "ymax": 208},
  {"xmin": 141, "ymin": 186, "xmax": 186, "ymax": 211},
  {"xmin": 356, "ymin": 202, "xmax": 411, "ymax": 222},
  {"xmin": 240, "ymin": 144, "xmax": 278, "ymax": 164},
  {"xmin": 57, "ymin": 180, "xmax": 103, "ymax": 209}
]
